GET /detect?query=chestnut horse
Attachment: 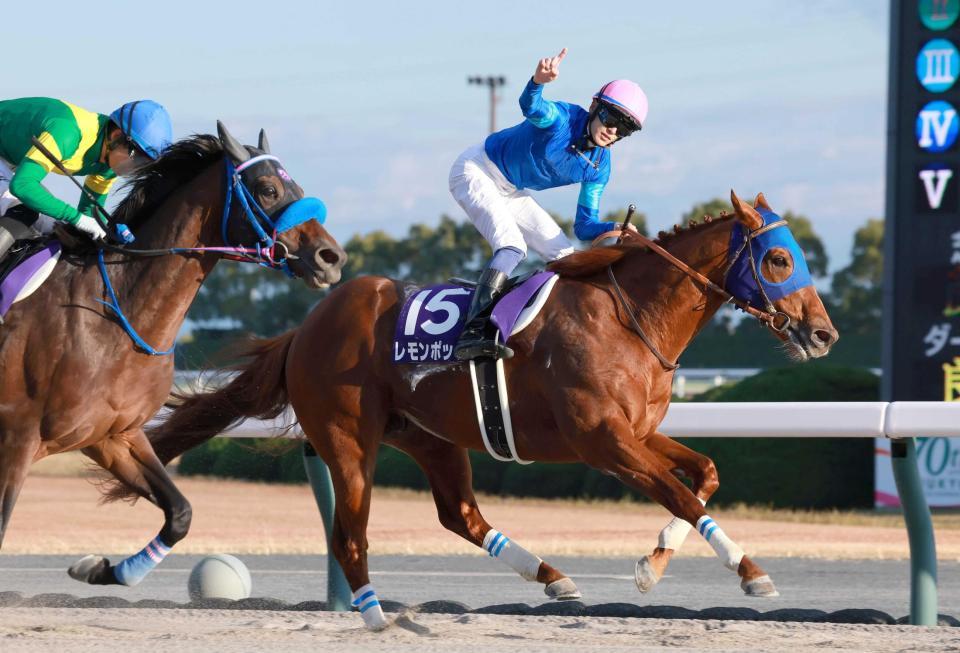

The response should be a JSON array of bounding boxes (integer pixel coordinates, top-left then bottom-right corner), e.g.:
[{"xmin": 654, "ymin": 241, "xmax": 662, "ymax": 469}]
[
  {"xmin": 145, "ymin": 191, "xmax": 837, "ymax": 628},
  {"xmin": 0, "ymin": 123, "xmax": 346, "ymax": 587}
]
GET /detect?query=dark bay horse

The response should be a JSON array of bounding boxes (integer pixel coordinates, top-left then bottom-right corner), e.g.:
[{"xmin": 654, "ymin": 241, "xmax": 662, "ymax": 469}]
[
  {"xmin": 0, "ymin": 123, "xmax": 346, "ymax": 587},
  {"xmin": 145, "ymin": 191, "xmax": 837, "ymax": 628}
]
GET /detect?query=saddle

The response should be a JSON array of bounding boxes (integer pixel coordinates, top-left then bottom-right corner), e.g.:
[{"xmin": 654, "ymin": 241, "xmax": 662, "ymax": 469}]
[
  {"xmin": 393, "ymin": 270, "xmax": 560, "ymax": 464},
  {"xmin": 0, "ymin": 238, "xmax": 62, "ymax": 324},
  {"xmin": 393, "ymin": 270, "xmax": 558, "ymax": 365}
]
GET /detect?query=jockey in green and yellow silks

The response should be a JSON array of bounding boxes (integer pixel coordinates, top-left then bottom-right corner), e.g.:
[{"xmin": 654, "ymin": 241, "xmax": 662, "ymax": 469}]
[{"xmin": 0, "ymin": 97, "xmax": 173, "ymax": 261}]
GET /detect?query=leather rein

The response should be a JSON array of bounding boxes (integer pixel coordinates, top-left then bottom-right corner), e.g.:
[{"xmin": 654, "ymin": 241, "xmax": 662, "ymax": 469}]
[{"xmin": 606, "ymin": 222, "xmax": 793, "ymax": 371}]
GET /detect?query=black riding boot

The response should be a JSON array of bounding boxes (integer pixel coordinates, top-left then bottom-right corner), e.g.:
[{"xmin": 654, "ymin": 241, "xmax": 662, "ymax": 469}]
[
  {"xmin": 0, "ymin": 209, "xmax": 40, "ymax": 264},
  {"xmin": 0, "ymin": 224, "xmax": 15, "ymax": 326},
  {"xmin": 0, "ymin": 224, "xmax": 14, "ymax": 267},
  {"xmin": 454, "ymin": 268, "xmax": 514, "ymax": 361}
]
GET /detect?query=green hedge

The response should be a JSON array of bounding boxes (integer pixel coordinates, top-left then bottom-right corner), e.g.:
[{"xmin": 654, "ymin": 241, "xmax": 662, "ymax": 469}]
[{"xmin": 177, "ymin": 361, "xmax": 879, "ymax": 508}]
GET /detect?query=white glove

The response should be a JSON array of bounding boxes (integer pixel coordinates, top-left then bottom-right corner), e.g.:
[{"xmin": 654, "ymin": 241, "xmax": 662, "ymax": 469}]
[{"xmin": 74, "ymin": 214, "xmax": 107, "ymax": 241}]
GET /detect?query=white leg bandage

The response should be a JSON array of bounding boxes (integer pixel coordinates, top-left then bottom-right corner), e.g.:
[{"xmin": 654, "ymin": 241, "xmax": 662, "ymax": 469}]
[
  {"xmin": 696, "ymin": 515, "xmax": 744, "ymax": 571},
  {"xmin": 483, "ymin": 529, "xmax": 542, "ymax": 582},
  {"xmin": 657, "ymin": 498, "xmax": 707, "ymax": 550},
  {"xmin": 351, "ymin": 583, "xmax": 388, "ymax": 630}
]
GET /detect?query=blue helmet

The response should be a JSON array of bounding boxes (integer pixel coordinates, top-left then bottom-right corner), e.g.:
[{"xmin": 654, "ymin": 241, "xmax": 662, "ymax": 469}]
[{"xmin": 109, "ymin": 100, "xmax": 173, "ymax": 160}]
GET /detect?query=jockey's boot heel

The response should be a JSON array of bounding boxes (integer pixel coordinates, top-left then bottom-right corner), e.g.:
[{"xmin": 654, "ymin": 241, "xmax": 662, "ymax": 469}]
[{"xmin": 454, "ymin": 268, "xmax": 514, "ymax": 361}]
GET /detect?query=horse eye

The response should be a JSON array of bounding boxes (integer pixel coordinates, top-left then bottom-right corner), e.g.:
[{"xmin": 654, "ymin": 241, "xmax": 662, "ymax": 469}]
[
  {"xmin": 773, "ymin": 256, "xmax": 788, "ymax": 267},
  {"xmin": 261, "ymin": 186, "xmax": 278, "ymax": 198}
]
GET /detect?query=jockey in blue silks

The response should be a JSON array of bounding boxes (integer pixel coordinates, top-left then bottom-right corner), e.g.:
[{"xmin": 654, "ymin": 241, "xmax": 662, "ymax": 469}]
[{"xmin": 449, "ymin": 48, "xmax": 649, "ymax": 360}]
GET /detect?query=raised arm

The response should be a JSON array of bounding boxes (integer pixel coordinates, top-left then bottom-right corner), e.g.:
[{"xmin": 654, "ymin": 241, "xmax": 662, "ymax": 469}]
[{"xmin": 519, "ymin": 48, "xmax": 567, "ymax": 129}]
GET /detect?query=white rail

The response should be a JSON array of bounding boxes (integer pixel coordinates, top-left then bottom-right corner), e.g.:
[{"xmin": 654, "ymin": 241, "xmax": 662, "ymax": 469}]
[{"xmin": 208, "ymin": 402, "xmax": 958, "ymax": 439}]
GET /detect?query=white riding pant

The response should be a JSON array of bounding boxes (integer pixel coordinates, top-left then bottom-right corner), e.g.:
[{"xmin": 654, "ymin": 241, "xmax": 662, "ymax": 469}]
[
  {"xmin": 0, "ymin": 158, "xmax": 59, "ymax": 234},
  {"xmin": 449, "ymin": 144, "xmax": 574, "ymax": 262}
]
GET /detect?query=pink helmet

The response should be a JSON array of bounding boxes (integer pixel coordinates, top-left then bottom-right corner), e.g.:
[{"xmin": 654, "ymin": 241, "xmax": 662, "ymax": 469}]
[{"xmin": 593, "ymin": 80, "xmax": 648, "ymax": 129}]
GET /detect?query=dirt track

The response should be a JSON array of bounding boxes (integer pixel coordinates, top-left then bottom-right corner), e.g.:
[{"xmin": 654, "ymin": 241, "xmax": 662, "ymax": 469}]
[
  {"xmin": 5, "ymin": 473, "xmax": 959, "ymax": 560},
  {"xmin": 2, "ymin": 608, "xmax": 957, "ymax": 653}
]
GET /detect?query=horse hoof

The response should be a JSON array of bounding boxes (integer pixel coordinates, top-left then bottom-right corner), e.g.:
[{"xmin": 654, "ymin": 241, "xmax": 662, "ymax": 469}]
[
  {"xmin": 68, "ymin": 555, "xmax": 110, "ymax": 584},
  {"xmin": 360, "ymin": 609, "xmax": 391, "ymax": 631},
  {"xmin": 544, "ymin": 578, "xmax": 581, "ymax": 601},
  {"xmin": 741, "ymin": 574, "xmax": 779, "ymax": 598},
  {"xmin": 634, "ymin": 556, "xmax": 660, "ymax": 593}
]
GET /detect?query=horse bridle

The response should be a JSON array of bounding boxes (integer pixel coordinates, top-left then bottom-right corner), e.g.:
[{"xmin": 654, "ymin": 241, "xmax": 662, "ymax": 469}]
[
  {"xmin": 92, "ymin": 155, "xmax": 308, "ymax": 356},
  {"xmin": 606, "ymin": 224, "xmax": 793, "ymax": 371}
]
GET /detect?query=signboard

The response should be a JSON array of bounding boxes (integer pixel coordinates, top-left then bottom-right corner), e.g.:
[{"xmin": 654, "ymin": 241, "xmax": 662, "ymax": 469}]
[{"xmin": 879, "ymin": 1, "xmax": 960, "ymax": 507}]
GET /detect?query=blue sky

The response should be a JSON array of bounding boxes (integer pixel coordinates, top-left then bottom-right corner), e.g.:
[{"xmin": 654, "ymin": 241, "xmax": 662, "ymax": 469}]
[{"xmin": 4, "ymin": 1, "xmax": 888, "ymax": 273}]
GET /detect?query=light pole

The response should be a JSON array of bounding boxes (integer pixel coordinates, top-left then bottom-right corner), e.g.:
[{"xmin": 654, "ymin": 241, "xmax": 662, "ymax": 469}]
[{"xmin": 468, "ymin": 75, "xmax": 507, "ymax": 134}]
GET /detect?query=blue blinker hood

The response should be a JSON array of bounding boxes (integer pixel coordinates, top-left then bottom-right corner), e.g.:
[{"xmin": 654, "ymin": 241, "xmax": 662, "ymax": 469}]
[
  {"xmin": 274, "ymin": 196, "xmax": 326, "ymax": 233},
  {"xmin": 725, "ymin": 208, "xmax": 813, "ymax": 310}
]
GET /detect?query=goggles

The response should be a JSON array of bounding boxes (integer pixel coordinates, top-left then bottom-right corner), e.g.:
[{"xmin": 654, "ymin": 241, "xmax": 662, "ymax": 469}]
[{"xmin": 596, "ymin": 104, "xmax": 640, "ymax": 137}]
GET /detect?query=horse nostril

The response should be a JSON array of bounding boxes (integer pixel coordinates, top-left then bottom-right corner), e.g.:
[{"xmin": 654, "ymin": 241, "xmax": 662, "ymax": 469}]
[
  {"xmin": 315, "ymin": 248, "xmax": 341, "ymax": 267},
  {"xmin": 813, "ymin": 329, "xmax": 836, "ymax": 348}
]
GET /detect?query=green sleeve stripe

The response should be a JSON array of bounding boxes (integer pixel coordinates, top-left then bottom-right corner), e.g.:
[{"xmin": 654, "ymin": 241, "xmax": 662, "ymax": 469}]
[{"xmin": 8, "ymin": 159, "xmax": 82, "ymax": 224}]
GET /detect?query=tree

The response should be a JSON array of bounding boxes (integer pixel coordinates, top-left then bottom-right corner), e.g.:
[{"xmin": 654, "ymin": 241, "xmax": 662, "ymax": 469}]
[{"xmin": 828, "ymin": 218, "xmax": 883, "ymax": 336}]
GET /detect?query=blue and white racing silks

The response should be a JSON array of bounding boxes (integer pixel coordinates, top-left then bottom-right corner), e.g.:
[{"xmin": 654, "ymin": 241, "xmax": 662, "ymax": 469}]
[{"xmin": 484, "ymin": 78, "xmax": 616, "ymax": 241}]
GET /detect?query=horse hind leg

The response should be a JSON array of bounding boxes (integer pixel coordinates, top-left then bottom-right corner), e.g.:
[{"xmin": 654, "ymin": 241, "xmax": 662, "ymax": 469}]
[
  {"xmin": 300, "ymin": 410, "xmax": 392, "ymax": 631},
  {"xmin": 0, "ymin": 433, "xmax": 40, "ymax": 549},
  {"xmin": 69, "ymin": 430, "xmax": 191, "ymax": 586},
  {"xmin": 385, "ymin": 426, "xmax": 581, "ymax": 602}
]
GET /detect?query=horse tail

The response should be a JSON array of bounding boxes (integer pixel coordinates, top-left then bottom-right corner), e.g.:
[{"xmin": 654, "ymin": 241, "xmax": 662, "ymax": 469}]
[
  {"xmin": 102, "ymin": 330, "xmax": 297, "ymax": 503},
  {"xmin": 154, "ymin": 330, "xmax": 297, "ymax": 464}
]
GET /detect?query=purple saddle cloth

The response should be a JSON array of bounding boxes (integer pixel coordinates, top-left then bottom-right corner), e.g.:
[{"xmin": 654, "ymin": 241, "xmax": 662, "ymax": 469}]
[
  {"xmin": 393, "ymin": 270, "xmax": 556, "ymax": 364},
  {"xmin": 0, "ymin": 240, "xmax": 61, "ymax": 319}
]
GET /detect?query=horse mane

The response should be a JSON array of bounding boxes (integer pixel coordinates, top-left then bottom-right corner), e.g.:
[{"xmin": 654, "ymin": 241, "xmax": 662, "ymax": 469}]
[
  {"xmin": 548, "ymin": 212, "xmax": 737, "ymax": 278},
  {"xmin": 112, "ymin": 134, "xmax": 224, "ymax": 230}
]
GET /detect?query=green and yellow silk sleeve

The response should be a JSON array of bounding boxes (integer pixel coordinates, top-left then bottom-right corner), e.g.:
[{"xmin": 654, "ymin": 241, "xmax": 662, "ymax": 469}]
[
  {"xmin": 22, "ymin": 120, "xmax": 82, "ymax": 173},
  {"xmin": 9, "ymin": 118, "xmax": 85, "ymax": 224},
  {"xmin": 8, "ymin": 160, "xmax": 83, "ymax": 224}
]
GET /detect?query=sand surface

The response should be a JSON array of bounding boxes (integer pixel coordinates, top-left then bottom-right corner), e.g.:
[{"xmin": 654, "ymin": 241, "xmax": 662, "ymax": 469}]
[
  {"xmin": 5, "ymin": 470, "xmax": 959, "ymax": 650},
  {"xmin": 4, "ymin": 473, "xmax": 959, "ymax": 560},
  {"xmin": 0, "ymin": 608, "xmax": 956, "ymax": 652}
]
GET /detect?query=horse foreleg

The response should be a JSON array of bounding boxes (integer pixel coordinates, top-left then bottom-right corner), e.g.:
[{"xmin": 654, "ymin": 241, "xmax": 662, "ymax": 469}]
[
  {"xmin": 636, "ymin": 431, "xmax": 719, "ymax": 592},
  {"xmin": 575, "ymin": 424, "xmax": 777, "ymax": 598},
  {"xmin": 0, "ymin": 432, "xmax": 40, "ymax": 549},
  {"xmin": 69, "ymin": 430, "xmax": 191, "ymax": 586},
  {"xmin": 385, "ymin": 427, "xmax": 580, "ymax": 601}
]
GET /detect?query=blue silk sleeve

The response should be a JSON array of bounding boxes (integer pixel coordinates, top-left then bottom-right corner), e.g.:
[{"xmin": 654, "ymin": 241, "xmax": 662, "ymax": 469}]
[
  {"xmin": 519, "ymin": 78, "xmax": 560, "ymax": 128},
  {"xmin": 574, "ymin": 181, "xmax": 616, "ymax": 240}
]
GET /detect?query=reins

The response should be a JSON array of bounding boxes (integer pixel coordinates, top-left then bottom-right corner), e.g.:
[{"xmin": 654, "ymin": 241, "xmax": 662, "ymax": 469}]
[
  {"xmin": 91, "ymin": 155, "xmax": 301, "ymax": 356},
  {"xmin": 605, "ymin": 218, "xmax": 792, "ymax": 371}
]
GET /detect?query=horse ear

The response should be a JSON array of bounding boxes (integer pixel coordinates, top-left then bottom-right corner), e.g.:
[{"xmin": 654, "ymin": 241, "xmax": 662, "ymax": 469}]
[
  {"xmin": 217, "ymin": 121, "xmax": 251, "ymax": 164},
  {"xmin": 258, "ymin": 129, "xmax": 271, "ymax": 154},
  {"xmin": 754, "ymin": 192, "xmax": 772, "ymax": 211},
  {"xmin": 731, "ymin": 189, "xmax": 763, "ymax": 230}
]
